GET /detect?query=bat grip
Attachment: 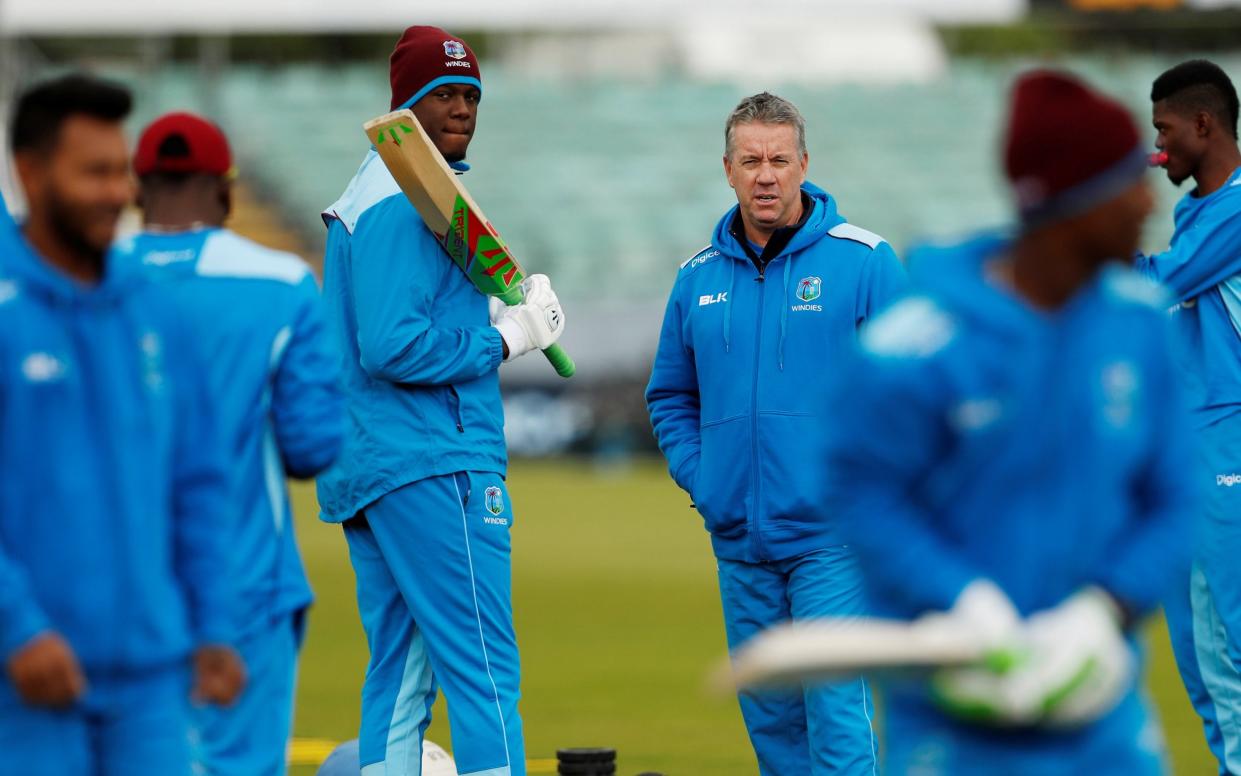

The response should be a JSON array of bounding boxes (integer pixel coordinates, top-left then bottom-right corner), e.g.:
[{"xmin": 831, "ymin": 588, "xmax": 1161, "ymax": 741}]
[{"xmin": 542, "ymin": 343, "xmax": 576, "ymax": 378}]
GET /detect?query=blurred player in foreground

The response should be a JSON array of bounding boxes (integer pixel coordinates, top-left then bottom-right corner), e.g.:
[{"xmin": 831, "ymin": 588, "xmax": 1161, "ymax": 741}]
[
  {"xmin": 646, "ymin": 92, "xmax": 905, "ymax": 774},
  {"xmin": 824, "ymin": 71, "xmax": 1194, "ymax": 774},
  {"xmin": 1139, "ymin": 59, "xmax": 1241, "ymax": 775},
  {"xmin": 111, "ymin": 111, "xmax": 344, "ymax": 775},
  {"xmin": 318, "ymin": 26, "xmax": 564, "ymax": 776},
  {"xmin": 0, "ymin": 75, "xmax": 244, "ymax": 774}
]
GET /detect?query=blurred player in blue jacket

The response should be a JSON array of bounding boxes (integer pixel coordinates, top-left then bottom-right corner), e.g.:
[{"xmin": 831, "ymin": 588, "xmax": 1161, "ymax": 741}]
[
  {"xmin": 111, "ymin": 111, "xmax": 344, "ymax": 775},
  {"xmin": 646, "ymin": 92, "xmax": 906, "ymax": 775},
  {"xmin": 0, "ymin": 75, "xmax": 244, "ymax": 775},
  {"xmin": 318, "ymin": 27, "xmax": 565, "ymax": 776},
  {"xmin": 825, "ymin": 71, "xmax": 1195, "ymax": 775},
  {"xmin": 1138, "ymin": 60, "xmax": 1241, "ymax": 775}
]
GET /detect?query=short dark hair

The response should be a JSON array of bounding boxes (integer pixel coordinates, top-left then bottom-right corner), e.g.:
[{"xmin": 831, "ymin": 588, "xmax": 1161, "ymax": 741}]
[
  {"xmin": 1151, "ymin": 59, "xmax": 1239, "ymax": 139},
  {"xmin": 11, "ymin": 73, "xmax": 132, "ymax": 155}
]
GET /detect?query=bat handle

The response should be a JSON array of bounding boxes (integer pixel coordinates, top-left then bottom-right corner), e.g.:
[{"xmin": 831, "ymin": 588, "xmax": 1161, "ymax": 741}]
[
  {"xmin": 542, "ymin": 343, "xmax": 576, "ymax": 378},
  {"xmin": 495, "ymin": 288, "xmax": 574, "ymax": 377}
]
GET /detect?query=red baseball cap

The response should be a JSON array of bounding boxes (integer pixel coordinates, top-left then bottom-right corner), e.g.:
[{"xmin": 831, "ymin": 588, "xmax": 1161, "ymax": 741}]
[{"xmin": 133, "ymin": 111, "xmax": 235, "ymax": 178}]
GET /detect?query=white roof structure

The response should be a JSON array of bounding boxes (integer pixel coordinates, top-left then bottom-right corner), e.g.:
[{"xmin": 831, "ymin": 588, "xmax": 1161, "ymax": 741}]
[{"xmin": 0, "ymin": 0, "xmax": 1026, "ymax": 35}]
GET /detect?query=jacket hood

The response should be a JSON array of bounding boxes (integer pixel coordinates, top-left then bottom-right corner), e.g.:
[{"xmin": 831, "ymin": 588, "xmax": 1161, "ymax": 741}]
[
  {"xmin": 906, "ymin": 229, "xmax": 1049, "ymax": 341},
  {"xmin": 711, "ymin": 180, "xmax": 847, "ymax": 262},
  {"xmin": 2, "ymin": 220, "xmax": 145, "ymax": 307}
]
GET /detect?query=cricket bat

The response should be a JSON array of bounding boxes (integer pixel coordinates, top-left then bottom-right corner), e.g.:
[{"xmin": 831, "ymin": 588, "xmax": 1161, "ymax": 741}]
[
  {"xmin": 363, "ymin": 109, "xmax": 575, "ymax": 378},
  {"xmin": 711, "ymin": 617, "xmax": 988, "ymax": 692}
]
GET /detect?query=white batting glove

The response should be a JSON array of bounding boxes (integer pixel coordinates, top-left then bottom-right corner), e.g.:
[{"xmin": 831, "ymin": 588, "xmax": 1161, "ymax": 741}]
[
  {"xmin": 493, "ymin": 274, "xmax": 565, "ymax": 361},
  {"xmin": 1014, "ymin": 587, "xmax": 1134, "ymax": 728},
  {"xmin": 488, "ymin": 294, "xmax": 508, "ymax": 325},
  {"xmin": 926, "ymin": 580, "xmax": 1031, "ymax": 725},
  {"xmin": 930, "ymin": 586, "xmax": 1133, "ymax": 729}
]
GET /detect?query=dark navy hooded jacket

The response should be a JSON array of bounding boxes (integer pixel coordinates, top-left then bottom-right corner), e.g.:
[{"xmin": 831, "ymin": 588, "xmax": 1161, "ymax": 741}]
[{"xmin": 646, "ymin": 182, "xmax": 906, "ymax": 562}]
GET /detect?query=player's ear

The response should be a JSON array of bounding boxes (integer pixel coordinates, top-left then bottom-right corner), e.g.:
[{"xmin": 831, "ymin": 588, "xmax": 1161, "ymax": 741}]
[
  {"xmin": 723, "ymin": 154, "xmax": 735, "ymax": 188},
  {"xmin": 1196, "ymin": 110, "xmax": 1212, "ymax": 138},
  {"xmin": 13, "ymin": 151, "xmax": 45, "ymax": 202},
  {"xmin": 218, "ymin": 179, "xmax": 232, "ymax": 220}
]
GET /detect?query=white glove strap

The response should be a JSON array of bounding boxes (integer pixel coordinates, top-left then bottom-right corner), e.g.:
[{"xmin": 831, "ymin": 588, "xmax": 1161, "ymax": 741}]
[{"xmin": 494, "ymin": 318, "xmax": 529, "ymax": 362}]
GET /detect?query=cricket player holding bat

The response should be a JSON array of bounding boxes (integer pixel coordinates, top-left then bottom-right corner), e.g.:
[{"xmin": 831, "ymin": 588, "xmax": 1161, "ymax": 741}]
[
  {"xmin": 318, "ymin": 26, "xmax": 563, "ymax": 776},
  {"xmin": 824, "ymin": 71, "xmax": 1196, "ymax": 774},
  {"xmin": 646, "ymin": 92, "xmax": 906, "ymax": 775}
]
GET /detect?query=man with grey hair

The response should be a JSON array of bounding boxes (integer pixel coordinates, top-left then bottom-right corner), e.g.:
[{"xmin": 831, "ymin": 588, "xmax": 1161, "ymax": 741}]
[{"xmin": 646, "ymin": 92, "xmax": 906, "ymax": 774}]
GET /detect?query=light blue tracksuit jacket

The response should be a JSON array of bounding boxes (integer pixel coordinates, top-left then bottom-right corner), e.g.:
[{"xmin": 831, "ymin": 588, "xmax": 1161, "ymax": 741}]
[
  {"xmin": 646, "ymin": 182, "xmax": 907, "ymax": 562},
  {"xmin": 0, "ymin": 210, "xmax": 234, "ymax": 673},
  {"xmin": 317, "ymin": 149, "xmax": 506, "ymax": 523},
  {"xmin": 113, "ymin": 227, "xmax": 343, "ymax": 632}
]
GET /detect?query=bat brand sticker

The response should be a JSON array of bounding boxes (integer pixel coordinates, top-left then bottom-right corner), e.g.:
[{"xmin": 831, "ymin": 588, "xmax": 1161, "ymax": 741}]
[{"xmin": 449, "ymin": 196, "xmax": 520, "ymax": 288}]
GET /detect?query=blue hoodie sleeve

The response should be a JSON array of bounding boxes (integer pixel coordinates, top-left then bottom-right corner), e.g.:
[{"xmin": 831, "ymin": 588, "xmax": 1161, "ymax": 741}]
[
  {"xmin": 0, "ymin": 206, "xmax": 52, "ymax": 658},
  {"xmin": 0, "ymin": 538, "xmax": 51, "ymax": 659},
  {"xmin": 825, "ymin": 322, "xmax": 983, "ymax": 614},
  {"xmin": 1137, "ymin": 199, "xmax": 1241, "ymax": 301},
  {"xmin": 646, "ymin": 274, "xmax": 701, "ymax": 494},
  {"xmin": 271, "ymin": 275, "xmax": 345, "ymax": 478},
  {"xmin": 855, "ymin": 241, "xmax": 908, "ymax": 325},
  {"xmin": 169, "ymin": 332, "xmax": 236, "ymax": 647},
  {"xmin": 349, "ymin": 196, "xmax": 504, "ymax": 385},
  {"xmin": 1092, "ymin": 314, "xmax": 1196, "ymax": 615}
]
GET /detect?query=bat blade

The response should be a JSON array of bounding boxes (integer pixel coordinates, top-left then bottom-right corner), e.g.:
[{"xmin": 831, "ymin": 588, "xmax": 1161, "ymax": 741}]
[
  {"xmin": 712, "ymin": 617, "xmax": 986, "ymax": 693},
  {"xmin": 363, "ymin": 109, "xmax": 574, "ymax": 378}
]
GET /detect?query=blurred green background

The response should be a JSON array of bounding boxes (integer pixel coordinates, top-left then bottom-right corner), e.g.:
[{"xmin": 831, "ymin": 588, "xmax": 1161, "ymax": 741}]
[{"xmin": 288, "ymin": 459, "xmax": 1214, "ymax": 775}]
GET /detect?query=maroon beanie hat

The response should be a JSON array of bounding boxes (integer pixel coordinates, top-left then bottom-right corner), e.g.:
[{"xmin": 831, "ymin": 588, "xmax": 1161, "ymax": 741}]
[
  {"xmin": 1003, "ymin": 70, "xmax": 1146, "ymax": 225},
  {"xmin": 389, "ymin": 25, "xmax": 482, "ymax": 111}
]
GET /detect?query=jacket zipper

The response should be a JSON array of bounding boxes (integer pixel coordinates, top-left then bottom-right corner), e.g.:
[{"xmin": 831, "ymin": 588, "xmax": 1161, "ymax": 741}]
[
  {"xmin": 750, "ymin": 263, "xmax": 768, "ymax": 561},
  {"xmin": 449, "ymin": 385, "xmax": 465, "ymax": 433},
  {"xmin": 81, "ymin": 307, "xmax": 127, "ymax": 664}
]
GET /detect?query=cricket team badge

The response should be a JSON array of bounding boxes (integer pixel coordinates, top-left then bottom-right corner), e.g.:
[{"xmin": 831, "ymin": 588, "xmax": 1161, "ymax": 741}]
[
  {"xmin": 795, "ymin": 276, "xmax": 822, "ymax": 302},
  {"xmin": 484, "ymin": 486, "xmax": 505, "ymax": 516},
  {"xmin": 443, "ymin": 40, "xmax": 468, "ymax": 60}
]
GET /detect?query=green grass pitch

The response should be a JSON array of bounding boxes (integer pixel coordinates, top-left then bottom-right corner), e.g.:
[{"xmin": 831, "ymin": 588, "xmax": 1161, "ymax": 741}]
[{"xmin": 288, "ymin": 458, "xmax": 1215, "ymax": 775}]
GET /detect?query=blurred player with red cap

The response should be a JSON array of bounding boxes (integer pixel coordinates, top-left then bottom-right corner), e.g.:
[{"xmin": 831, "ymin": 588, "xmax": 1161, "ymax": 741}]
[
  {"xmin": 822, "ymin": 70, "xmax": 1195, "ymax": 774},
  {"xmin": 112, "ymin": 110, "xmax": 344, "ymax": 776}
]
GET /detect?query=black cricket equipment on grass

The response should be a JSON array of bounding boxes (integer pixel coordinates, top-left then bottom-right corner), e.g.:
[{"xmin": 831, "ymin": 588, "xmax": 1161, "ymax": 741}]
[
  {"xmin": 558, "ymin": 766, "xmax": 616, "ymax": 776},
  {"xmin": 556, "ymin": 747, "xmax": 616, "ymax": 775}
]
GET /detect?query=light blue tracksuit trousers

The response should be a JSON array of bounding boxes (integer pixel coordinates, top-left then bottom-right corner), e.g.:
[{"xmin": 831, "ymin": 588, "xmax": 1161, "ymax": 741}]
[{"xmin": 345, "ymin": 471, "xmax": 523, "ymax": 776}]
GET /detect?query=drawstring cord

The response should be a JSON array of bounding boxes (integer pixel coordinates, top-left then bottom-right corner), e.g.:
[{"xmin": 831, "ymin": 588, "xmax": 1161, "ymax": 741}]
[{"xmin": 778, "ymin": 258, "xmax": 792, "ymax": 371}]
